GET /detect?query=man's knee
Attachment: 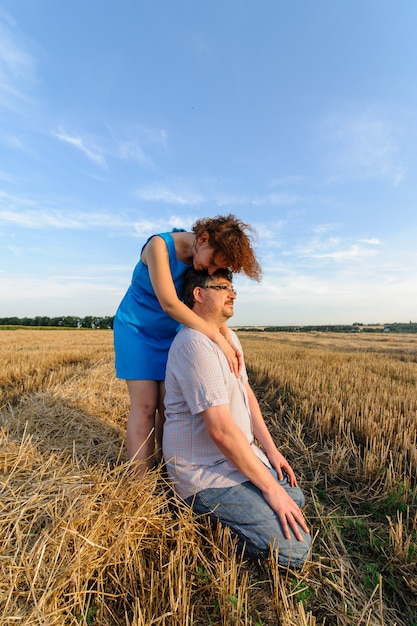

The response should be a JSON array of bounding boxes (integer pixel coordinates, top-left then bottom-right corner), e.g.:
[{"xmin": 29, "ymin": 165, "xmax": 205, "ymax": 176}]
[
  {"xmin": 275, "ymin": 474, "xmax": 305, "ymax": 509},
  {"xmin": 237, "ymin": 517, "xmax": 311, "ymax": 568},
  {"xmin": 269, "ymin": 529, "xmax": 312, "ymax": 568},
  {"xmin": 187, "ymin": 484, "xmax": 311, "ymax": 568},
  {"xmin": 284, "ymin": 485, "xmax": 305, "ymax": 509}
]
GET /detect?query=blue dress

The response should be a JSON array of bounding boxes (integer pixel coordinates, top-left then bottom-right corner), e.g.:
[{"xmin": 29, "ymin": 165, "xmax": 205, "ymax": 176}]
[{"xmin": 113, "ymin": 229, "xmax": 192, "ymax": 380}]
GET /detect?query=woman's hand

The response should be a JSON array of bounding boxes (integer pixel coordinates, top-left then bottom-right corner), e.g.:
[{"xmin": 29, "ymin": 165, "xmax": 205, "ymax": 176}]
[
  {"xmin": 218, "ymin": 325, "xmax": 243, "ymax": 376},
  {"xmin": 217, "ymin": 333, "xmax": 242, "ymax": 377}
]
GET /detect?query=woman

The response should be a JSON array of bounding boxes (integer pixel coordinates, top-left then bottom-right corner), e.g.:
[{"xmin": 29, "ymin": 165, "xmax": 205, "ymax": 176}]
[{"xmin": 113, "ymin": 214, "xmax": 261, "ymax": 474}]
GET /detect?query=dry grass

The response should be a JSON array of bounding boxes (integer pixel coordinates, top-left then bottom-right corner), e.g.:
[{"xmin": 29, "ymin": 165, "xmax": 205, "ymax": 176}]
[{"xmin": 1, "ymin": 329, "xmax": 416, "ymax": 625}]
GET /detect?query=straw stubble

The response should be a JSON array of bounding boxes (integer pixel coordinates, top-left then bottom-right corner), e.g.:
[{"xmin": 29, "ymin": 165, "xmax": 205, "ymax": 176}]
[{"xmin": 0, "ymin": 329, "xmax": 416, "ymax": 624}]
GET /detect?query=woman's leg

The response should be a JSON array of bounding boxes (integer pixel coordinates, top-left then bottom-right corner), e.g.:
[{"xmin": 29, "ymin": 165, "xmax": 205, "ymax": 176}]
[
  {"xmin": 126, "ymin": 379, "xmax": 160, "ymax": 475},
  {"xmin": 154, "ymin": 380, "xmax": 166, "ymax": 465}
]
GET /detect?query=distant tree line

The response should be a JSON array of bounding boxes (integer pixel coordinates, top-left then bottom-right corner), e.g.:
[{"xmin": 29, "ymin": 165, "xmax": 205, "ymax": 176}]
[
  {"xmin": 0, "ymin": 316, "xmax": 115, "ymax": 329},
  {"xmin": 237, "ymin": 322, "xmax": 417, "ymax": 334},
  {"xmin": 262, "ymin": 324, "xmax": 361, "ymax": 333},
  {"xmin": 2, "ymin": 318, "xmax": 416, "ymax": 334},
  {"xmin": 361, "ymin": 322, "xmax": 417, "ymax": 334}
]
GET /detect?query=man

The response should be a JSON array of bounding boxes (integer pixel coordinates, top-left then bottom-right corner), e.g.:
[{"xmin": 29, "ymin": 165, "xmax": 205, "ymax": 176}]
[{"xmin": 162, "ymin": 268, "xmax": 311, "ymax": 567}]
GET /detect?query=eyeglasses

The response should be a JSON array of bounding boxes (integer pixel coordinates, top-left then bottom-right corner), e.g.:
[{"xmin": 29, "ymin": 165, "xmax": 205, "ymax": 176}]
[{"xmin": 203, "ymin": 285, "xmax": 237, "ymax": 295}]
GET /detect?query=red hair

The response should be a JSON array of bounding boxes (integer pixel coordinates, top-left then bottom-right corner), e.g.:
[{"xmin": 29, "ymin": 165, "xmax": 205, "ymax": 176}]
[{"xmin": 192, "ymin": 214, "xmax": 261, "ymax": 281}]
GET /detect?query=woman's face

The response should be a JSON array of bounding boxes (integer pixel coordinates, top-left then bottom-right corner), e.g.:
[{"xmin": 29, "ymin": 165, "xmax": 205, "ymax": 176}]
[{"xmin": 193, "ymin": 234, "xmax": 229, "ymax": 275}]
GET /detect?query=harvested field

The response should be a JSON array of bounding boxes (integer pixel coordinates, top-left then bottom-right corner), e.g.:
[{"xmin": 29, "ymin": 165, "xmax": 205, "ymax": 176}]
[{"xmin": 1, "ymin": 329, "xmax": 416, "ymax": 625}]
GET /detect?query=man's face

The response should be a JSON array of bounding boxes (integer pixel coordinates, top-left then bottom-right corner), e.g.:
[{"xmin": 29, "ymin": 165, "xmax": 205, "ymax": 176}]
[{"xmin": 201, "ymin": 276, "xmax": 237, "ymax": 321}]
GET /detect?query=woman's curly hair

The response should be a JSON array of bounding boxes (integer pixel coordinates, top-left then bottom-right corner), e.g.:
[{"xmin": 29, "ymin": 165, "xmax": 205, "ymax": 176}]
[{"xmin": 192, "ymin": 214, "xmax": 261, "ymax": 281}]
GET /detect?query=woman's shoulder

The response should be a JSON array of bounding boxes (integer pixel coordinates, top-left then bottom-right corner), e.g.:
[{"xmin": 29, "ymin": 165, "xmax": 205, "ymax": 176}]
[
  {"xmin": 153, "ymin": 229, "xmax": 187, "ymax": 245},
  {"xmin": 143, "ymin": 229, "xmax": 192, "ymax": 267}
]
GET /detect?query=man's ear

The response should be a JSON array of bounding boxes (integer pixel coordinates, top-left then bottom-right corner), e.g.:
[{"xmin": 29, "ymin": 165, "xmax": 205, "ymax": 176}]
[{"xmin": 193, "ymin": 286, "xmax": 205, "ymax": 303}]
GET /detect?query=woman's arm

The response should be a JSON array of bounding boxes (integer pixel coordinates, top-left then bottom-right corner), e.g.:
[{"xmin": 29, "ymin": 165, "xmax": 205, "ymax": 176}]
[
  {"xmin": 220, "ymin": 324, "xmax": 243, "ymax": 375},
  {"xmin": 143, "ymin": 236, "xmax": 240, "ymax": 374}
]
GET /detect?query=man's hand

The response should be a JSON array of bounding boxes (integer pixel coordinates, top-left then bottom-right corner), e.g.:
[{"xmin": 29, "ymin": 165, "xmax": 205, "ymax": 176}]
[
  {"xmin": 203, "ymin": 405, "xmax": 310, "ymax": 542},
  {"xmin": 269, "ymin": 449, "xmax": 298, "ymax": 487},
  {"xmin": 262, "ymin": 482, "xmax": 310, "ymax": 541}
]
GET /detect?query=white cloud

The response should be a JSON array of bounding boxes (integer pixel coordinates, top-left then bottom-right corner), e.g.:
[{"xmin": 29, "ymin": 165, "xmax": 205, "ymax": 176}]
[
  {"xmin": 309, "ymin": 244, "xmax": 380, "ymax": 262},
  {"xmin": 0, "ymin": 189, "xmax": 198, "ymax": 233},
  {"xmin": 0, "ymin": 131, "xmax": 33, "ymax": 154},
  {"xmin": 0, "ymin": 203, "xmax": 132, "ymax": 230},
  {"xmin": 251, "ymin": 192, "xmax": 301, "ymax": 207},
  {"xmin": 214, "ymin": 192, "xmax": 248, "ymax": 207},
  {"xmin": 118, "ymin": 140, "xmax": 150, "ymax": 165},
  {"xmin": 104, "ymin": 122, "xmax": 167, "ymax": 168},
  {"xmin": 140, "ymin": 126, "xmax": 167, "ymax": 150},
  {"xmin": 251, "ymin": 221, "xmax": 285, "ymax": 247},
  {"xmin": 0, "ymin": 208, "xmax": 82, "ymax": 229},
  {"xmin": 312, "ymin": 223, "xmax": 341, "ymax": 234},
  {"xmin": 215, "ymin": 191, "xmax": 301, "ymax": 209},
  {"xmin": 0, "ymin": 13, "xmax": 37, "ymax": 113},
  {"xmin": 323, "ymin": 109, "xmax": 404, "ymax": 185},
  {"xmin": 168, "ymin": 214, "xmax": 195, "ymax": 230},
  {"xmin": 7, "ymin": 245, "xmax": 23, "ymax": 256},
  {"xmin": 135, "ymin": 183, "xmax": 205, "ymax": 205},
  {"xmin": 0, "ymin": 275, "xmax": 121, "ymax": 316},
  {"xmin": 358, "ymin": 238, "xmax": 381, "ymax": 245},
  {"xmin": 131, "ymin": 214, "xmax": 198, "ymax": 238},
  {"xmin": 53, "ymin": 126, "xmax": 164, "ymax": 170},
  {"xmin": 297, "ymin": 235, "xmax": 381, "ymax": 262},
  {"xmin": 132, "ymin": 220, "xmax": 162, "ymax": 238},
  {"xmin": 231, "ymin": 261, "xmax": 417, "ymax": 326},
  {"xmin": 52, "ymin": 128, "xmax": 107, "ymax": 167}
]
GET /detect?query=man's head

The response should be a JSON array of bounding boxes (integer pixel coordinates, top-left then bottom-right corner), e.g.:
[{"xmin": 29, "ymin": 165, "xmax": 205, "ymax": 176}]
[{"xmin": 183, "ymin": 268, "xmax": 236, "ymax": 324}]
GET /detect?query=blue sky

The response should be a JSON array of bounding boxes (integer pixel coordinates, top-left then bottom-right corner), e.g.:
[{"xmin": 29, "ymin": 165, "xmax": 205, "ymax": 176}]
[{"xmin": 1, "ymin": 1, "xmax": 416, "ymax": 326}]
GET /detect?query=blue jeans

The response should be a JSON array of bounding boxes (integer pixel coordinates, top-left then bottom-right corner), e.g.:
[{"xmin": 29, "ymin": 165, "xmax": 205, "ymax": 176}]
[{"xmin": 185, "ymin": 469, "xmax": 311, "ymax": 568}]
